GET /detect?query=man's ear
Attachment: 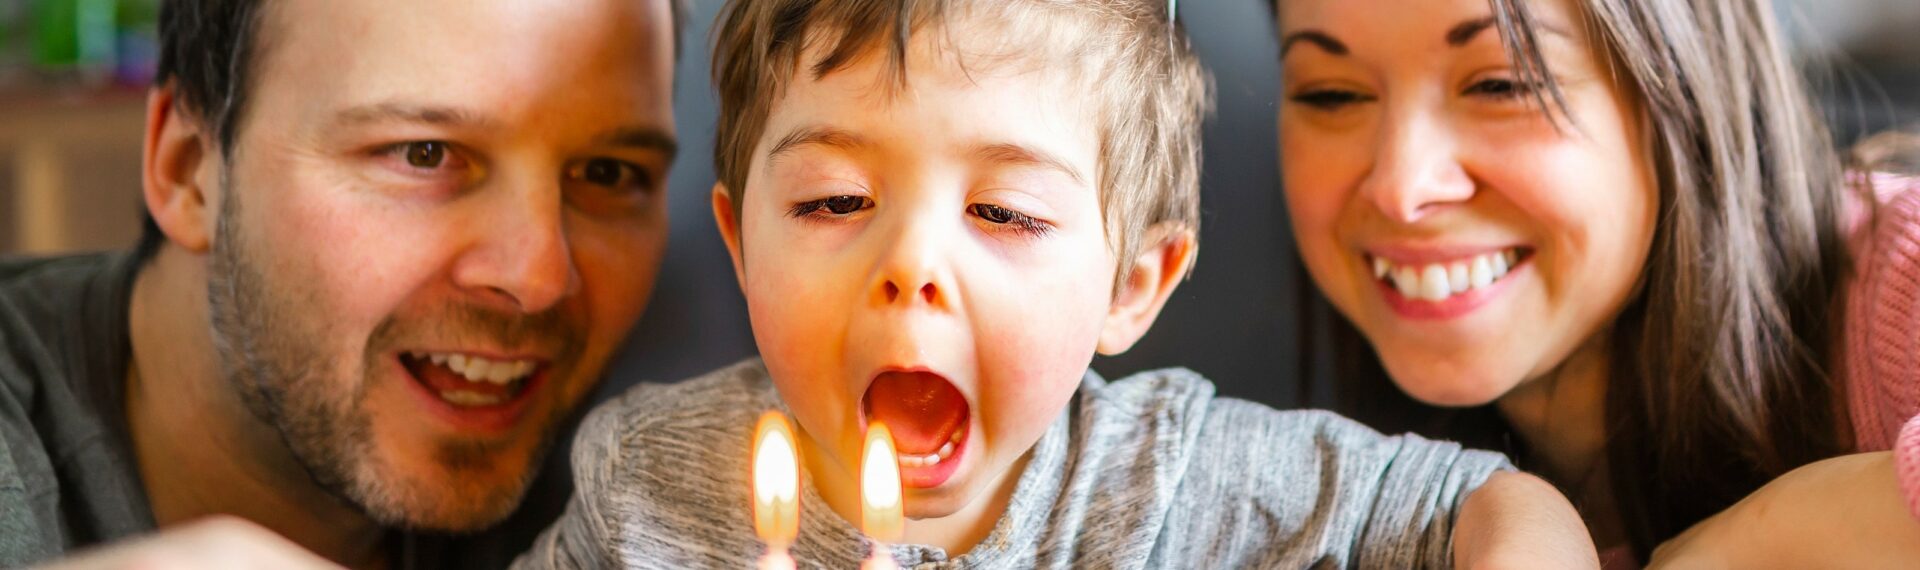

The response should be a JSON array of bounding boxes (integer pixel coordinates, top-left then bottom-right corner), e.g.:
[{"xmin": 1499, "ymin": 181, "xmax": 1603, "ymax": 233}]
[
  {"xmin": 141, "ymin": 83, "xmax": 220, "ymax": 253},
  {"xmin": 1097, "ymin": 222, "xmax": 1197, "ymax": 355},
  {"xmin": 711, "ymin": 183, "xmax": 747, "ymax": 291}
]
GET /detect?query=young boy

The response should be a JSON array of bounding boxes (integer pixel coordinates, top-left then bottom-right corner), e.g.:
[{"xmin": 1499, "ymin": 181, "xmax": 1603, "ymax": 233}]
[{"xmin": 518, "ymin": 0, "xmax": 1597, "ymax": 567}]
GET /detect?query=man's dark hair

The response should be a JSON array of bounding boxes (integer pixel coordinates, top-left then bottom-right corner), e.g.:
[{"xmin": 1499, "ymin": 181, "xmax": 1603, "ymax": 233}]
[{"xmin": 136, "ymin": 0, "xmax": 688, "ymax": 260}]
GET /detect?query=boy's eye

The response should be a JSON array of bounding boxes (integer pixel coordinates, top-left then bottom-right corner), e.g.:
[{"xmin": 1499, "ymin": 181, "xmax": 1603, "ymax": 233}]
[
  {"xmin": 968, "ymin": 203, "xmax": 1051, "ymax": 236},
  {"xmin": 972, "ymin": 203, "xmax": 1016, "ymax": 224},
  {"xmin": 1288, "ymin": 89, "xmax": 1375, "ymax": 111},
  {"xmin": 788, "ymin": 195, "xmax": 872, "ymax": 218},
  {"xmin": 824, "ymin": 196, "xmax": 866, "ymax": 214}
]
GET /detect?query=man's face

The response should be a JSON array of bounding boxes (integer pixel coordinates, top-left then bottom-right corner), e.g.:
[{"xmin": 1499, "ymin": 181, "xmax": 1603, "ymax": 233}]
[{"xmin": 205, "ymin": 0, "xmax": 675, "ymax": 530}]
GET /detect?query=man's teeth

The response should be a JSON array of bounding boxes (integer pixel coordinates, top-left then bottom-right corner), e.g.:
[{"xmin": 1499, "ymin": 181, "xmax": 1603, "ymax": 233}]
[
  {"xmin": 1375, "ymin": 249, "xmax": 1520, "ymax": 302},
  {"xmin": 896, "ymin": 425, "xmax": 965, "ymax": 469},
  {"xmin": 411, "ymin": 351, "xmax": 537, "ymax": 385}
]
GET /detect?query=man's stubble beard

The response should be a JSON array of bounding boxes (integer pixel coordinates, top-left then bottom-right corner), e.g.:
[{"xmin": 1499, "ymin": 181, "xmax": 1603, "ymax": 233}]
[{"xmin": 203, "ymin": 179, "xmax": 582, "ymax": 532}]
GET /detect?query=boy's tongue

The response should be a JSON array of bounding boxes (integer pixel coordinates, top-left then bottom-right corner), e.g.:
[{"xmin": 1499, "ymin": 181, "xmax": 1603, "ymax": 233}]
[{"xmin": 863, "ymin": 371, "xmax": 968, "ymax": 454}]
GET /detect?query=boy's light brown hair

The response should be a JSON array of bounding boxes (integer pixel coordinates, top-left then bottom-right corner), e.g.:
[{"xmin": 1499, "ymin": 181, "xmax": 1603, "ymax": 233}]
[{"xmin": 712, "ymin": 0, "xmax": 1213, "ymax": 278}]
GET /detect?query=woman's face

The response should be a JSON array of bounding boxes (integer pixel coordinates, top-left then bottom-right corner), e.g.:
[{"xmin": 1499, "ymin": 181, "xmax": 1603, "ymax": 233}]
[{"xmin": 1278, "ymin": 0, "xmax": 1659, "ymax": 405}]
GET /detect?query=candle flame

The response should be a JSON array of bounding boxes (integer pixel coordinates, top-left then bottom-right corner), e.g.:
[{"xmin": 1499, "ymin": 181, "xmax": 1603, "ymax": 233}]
[
  {"xmin": 861, "ymin": 422, "xmax": 904, "ymax": 543},
  {"xmin": 753, "ymin": 411, "xmax": 801, "ymax": 548}
]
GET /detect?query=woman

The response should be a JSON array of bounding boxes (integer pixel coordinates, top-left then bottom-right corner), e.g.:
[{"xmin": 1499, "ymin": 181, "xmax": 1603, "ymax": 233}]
[{"xmin": 1272, "ymin": 0, "xmax": 1920, "ymax": 565}]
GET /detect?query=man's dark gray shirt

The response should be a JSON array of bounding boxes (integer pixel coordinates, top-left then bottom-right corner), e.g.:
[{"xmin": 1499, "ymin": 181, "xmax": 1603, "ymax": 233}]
[{"xmin": 0, "ymin": 252, "xmax": 559, "ymax": 568}]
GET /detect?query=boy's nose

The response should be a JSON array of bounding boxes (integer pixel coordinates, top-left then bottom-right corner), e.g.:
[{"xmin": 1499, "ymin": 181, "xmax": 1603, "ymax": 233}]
[{"xmin": 870, "ymin": 222, "xmax": 950, "ymax": 310}]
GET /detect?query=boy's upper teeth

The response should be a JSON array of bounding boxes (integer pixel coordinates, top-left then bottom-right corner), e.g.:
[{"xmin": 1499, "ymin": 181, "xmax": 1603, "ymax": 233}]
[
  {"xmin": 410, "ymin": 351, "xmax": 537, "ymax": 385},
  {"xmin": 1373, "ymin": 248, "xmax": 1521, "ymax": 302}
]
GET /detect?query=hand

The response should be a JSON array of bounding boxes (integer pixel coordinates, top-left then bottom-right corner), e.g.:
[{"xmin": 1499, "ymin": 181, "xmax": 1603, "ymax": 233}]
[
  {"xmin": 33, "ymin": 516, "xmax": 342, "ymax": 570},
  {"xmin": 1649, "ymin": 452, "xmax": 1920, "ymax": 569}
]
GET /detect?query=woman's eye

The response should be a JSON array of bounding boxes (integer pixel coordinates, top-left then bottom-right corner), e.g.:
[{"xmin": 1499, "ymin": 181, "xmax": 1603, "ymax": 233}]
[
  {"xmin": 1289, "ymin": 89, "xmax": 1374, "ymax": 110},
  {"xmin": 789, "ymin": 195, "xmax": 872, "ymax": 218},
  {"xmin": 1464, "ymin": 77, "xmax": 1539, "ymax": 100}
]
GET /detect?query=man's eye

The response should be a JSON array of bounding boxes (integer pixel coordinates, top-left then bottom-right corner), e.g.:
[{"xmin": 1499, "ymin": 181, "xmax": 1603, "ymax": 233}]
[
  {"xmin": 1289, "ymin": 89, "xmax": 1374, "ymax": 110},
  {"xmin": 404, "ymin": 141, "xmax": 449, "ymax": 168},
  {"xmin": 580, "ymin": 159, "xmax": 637, "ymax": 187},
  {"xmin": 789, "ymin": 195, "xmax": 872, "ymax": 218}
]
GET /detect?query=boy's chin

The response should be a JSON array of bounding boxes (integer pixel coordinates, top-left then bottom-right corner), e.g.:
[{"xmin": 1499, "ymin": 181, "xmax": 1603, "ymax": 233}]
[{"xmin": 901, "ymin": 481, "xmax": 980, "ymax": 520}]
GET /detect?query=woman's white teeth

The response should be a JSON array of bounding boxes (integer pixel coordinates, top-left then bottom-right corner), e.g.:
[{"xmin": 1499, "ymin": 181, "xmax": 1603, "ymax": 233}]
[
  {"xmin": 409, "ymin": 351, "xmax": 537, "ymax": 385},
  {"xmin": 895, "ymin": 427, "xmax": 964, "ymax": 468},
  {"xmin": 1376, "ymin": 249, "xmax": 1521, "ymax": 301}
]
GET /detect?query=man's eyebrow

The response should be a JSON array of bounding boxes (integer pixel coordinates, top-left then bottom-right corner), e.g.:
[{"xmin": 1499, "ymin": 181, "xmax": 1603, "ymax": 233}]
[
  {"xmin": 333, "ymin": 103, "xmax": 496, "ymax": 128},
  {"xmin": 1280, "ymin": 30, "xmax": 1348, "ymax": 58},
  {"xmin": 766, "ymin": 126, "xmax": 869, "ymax": 160},
  {"xmin": 598, "ymin": 127, "xmax": 679, "ymax": 161},
  {"xmin": 973, "ymin": 143, "xmax": 1086, "ymax": 186},
  {"xmin": 1447, "ymin": 16, "xmax": 1572, "ymax": 47}
]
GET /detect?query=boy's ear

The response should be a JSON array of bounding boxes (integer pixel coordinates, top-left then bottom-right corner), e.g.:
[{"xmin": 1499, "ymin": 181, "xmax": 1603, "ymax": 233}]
[
  {"xmin": 1097, "ymin": 222, "xmax": 1197, "ymax": 355},
  {"xmin": 711, "ymin": 183, "xmax": 748, "ymax": 291},
  {"xmin": 141, "ymin": 83, "xmax": 220, "ymax": 253}
]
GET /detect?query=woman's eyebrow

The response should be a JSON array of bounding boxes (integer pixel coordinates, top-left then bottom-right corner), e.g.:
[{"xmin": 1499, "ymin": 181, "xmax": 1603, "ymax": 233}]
[
  {"xmin": 1447, "ymin": 16, "xmax": 1573, "ymax": 47},
  {"xmin": 1280, "ymin": 30, "xmax": 1348, "ymax": 58}
]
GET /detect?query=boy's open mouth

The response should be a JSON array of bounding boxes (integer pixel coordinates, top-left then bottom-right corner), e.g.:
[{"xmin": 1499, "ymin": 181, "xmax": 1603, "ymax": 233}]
[{"xmin": 861, "ymin": 370, "xmax": 970, "ymax": 480}]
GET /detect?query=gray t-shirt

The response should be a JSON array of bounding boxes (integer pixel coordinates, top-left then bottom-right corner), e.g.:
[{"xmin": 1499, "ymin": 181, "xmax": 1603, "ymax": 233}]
[{"xmin": 517, "ymin": 359, "xmax": 1512, "ymax": 569}]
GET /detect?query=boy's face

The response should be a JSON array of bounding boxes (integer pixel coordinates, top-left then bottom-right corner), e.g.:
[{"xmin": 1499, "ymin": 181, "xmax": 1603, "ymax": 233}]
[{"xmin": 717, "ymin": 41, "xmax": 1143, "ymax": 519}]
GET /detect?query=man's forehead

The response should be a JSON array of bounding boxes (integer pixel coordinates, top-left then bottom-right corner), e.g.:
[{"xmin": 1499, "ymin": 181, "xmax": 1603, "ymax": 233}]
[{"xmin": 250, "ymin": 0, "xmax": 676, "ymax": 134}]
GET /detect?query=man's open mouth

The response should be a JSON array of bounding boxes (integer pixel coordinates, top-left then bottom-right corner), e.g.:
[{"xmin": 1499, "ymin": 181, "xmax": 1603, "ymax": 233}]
[
  {"xmin": 861, "ymin": 370, "xmax": 971, "ymax": 474},
  {"xmin": 400, "ymin": 351, "xmax": 540, "ymax": 408}
]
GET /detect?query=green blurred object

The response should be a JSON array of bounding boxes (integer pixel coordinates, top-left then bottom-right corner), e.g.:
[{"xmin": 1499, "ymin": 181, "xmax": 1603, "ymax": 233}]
[{"xmin": 31, "ymin": 0, "xmax": 118, "ymax": 82}]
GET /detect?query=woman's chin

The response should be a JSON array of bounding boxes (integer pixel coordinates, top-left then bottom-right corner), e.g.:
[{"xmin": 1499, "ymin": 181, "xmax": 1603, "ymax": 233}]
[{"xmin": 1380, "ymin": 357, "xmax": 1527, "ymax": 407}]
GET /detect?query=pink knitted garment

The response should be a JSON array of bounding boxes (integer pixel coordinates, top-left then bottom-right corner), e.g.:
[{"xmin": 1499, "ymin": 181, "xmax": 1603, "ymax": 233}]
[{"xmin": 1842, "ymin": 172, "xmax": 1920, "ymax": 521}]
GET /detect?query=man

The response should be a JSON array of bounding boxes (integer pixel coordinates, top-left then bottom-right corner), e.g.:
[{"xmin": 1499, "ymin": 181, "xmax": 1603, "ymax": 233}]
[{"xmin": 0, "ymin": 0, "xmax": 682, "ymax": 567}]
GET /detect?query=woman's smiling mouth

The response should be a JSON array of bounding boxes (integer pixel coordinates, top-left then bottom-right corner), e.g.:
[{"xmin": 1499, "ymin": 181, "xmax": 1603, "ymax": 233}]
[{"xmin": 1367, "ymin": 247, "xmax": 1534, "ymax": 319}]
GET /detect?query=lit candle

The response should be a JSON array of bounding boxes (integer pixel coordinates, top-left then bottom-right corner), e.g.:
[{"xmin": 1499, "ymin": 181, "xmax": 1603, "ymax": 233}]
[
  {"xmin": 753, "ymin": 411, "xmax": 800, "ymax": 570},
  {"xmin": 861, "ymin": 423, "xmax": 904, "ymax": 570}
]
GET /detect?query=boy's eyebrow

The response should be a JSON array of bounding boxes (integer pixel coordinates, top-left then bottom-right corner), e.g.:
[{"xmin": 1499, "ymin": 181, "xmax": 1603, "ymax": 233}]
[
  {"xmin": 973, "ymin": 143, "xmax": 1087, "ymax": 186},
  {"xmin": 767, "ymin": 126, "xmax": 870, "ymax": 160}
]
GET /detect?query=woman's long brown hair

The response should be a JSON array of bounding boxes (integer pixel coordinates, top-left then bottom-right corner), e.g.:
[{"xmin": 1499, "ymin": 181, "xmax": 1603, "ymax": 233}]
[{"xmin": 1487, "ymin": 0, "xmax": 1853, "ymax": 558}]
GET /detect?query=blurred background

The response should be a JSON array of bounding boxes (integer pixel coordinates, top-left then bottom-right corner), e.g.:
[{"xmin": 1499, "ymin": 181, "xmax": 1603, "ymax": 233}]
[{"xmin": 0, "ymin": 0, "xmax": 1916, "ymax": 540}]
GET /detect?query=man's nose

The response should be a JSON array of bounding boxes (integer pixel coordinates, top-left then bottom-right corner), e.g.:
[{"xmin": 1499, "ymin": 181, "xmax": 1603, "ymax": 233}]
[
  {"xmin": 869, "ymin": 216, "xmax": 951, "ymax": 311},
  {"xmin": 451, "ymin": 174, "xmax": 580, "ymax": 313},
  {"xmin": 1357, "ymin": 109, "xmax": 1475, "ymax": 224}
]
